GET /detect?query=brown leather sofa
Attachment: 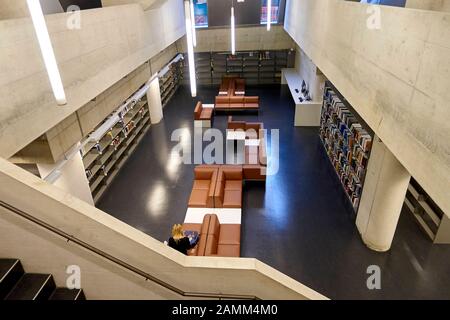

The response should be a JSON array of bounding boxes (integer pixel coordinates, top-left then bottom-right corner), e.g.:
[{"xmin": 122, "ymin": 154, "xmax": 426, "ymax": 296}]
[
  {"xmin": 214, "ymin": 165, "xmax": 243, "ymax": 208},
  {"xmin": 219, "ymin": 76, "xmax": 244, "ymax": 96},
  {"xmin": 215, "ymin": 96, "xmax": 260, "ymax": 111},
  {"xmin": 235, "ymin": 79, "xmax": 245, "ymax": 96},
  {"xmin": 188, "ymin": 165, "xmax": 219, "ymax": 208},
  {"xmin": 182, "ymin": 214, "xmax": 241, "ymax": 257},
  {"xmin": 216, "ymin": 77, "xmax": 258, "ymax": 111},
  {"xmin": 194, "ymin": 101, "xmax": 213, "ymax": 121},
  {"xmin": 227, "ymin": 117, "xmax": 267, "ymax": 181}
]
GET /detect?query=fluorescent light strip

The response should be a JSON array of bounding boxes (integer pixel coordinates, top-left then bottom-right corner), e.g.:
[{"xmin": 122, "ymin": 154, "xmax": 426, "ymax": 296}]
[
  {"xmin": 267, "ymin": 0, "xmax": 272, "ymax": 31},
  {"xmin": 184, "ymin": 0, "xmax": 197, "ymax": 97},
  {"xmin": 231, "ymin": 6, "xmax": 236, "ymax": 55},
  {"xmin": 190, "ymin": 0, "xmax": 197, "ymax": 47},
  {"xmin": 27, "ymin": 0, "xmax": 66, "ymax": 105}
]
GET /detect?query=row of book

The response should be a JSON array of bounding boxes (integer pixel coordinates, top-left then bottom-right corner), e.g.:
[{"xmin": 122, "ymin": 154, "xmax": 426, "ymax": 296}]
[
  {"xmin": 321, "ymin": 135, "xmax": 364, "ymax": 208},
  {"xmin": 324, "ymin": 90, "xmax": 372, "ymax": 153},
  {"xmin": 321, "ymin": 117, "xmax": 369, "ymax": 170},
  {"xmin": 320, "ymin": 84, "xmax": 373, "ymax": 211}
]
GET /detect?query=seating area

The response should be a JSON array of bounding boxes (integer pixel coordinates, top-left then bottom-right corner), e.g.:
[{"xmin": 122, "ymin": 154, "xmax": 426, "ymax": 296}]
[
  {"xmin": 183, "ymin": 163, "xmax": 265, "ymax": 257},
  {"xmin": 184, "ymin": 76, "xmax": 267, "ymax": 258},
  {"xmin": 182, "ymin": 214, "xmax": 241, "ymax": 257},
  {"xmin": 215, "ymin": 77, "xmax": 260, "ymax": 112}
]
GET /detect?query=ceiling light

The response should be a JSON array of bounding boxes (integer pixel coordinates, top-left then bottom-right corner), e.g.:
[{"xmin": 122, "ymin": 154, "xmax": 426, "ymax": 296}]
[
  {"xmin": 184, "ymin": 0, "xmax": 197, "ymax": 97},
  {"xmin": 26, "ymin": 0, "xmax": 67, "ymax": 106},
  {"xmin": 190, "ymin": 0, "xmax": 197, "ymax": 47},
  {"xmin": 231, "ymin": 6, "xmax": 236, "ymax": 55},
  {"xmin": 267, "ymin": 0, "xmax": 272, "ymax": 31}
]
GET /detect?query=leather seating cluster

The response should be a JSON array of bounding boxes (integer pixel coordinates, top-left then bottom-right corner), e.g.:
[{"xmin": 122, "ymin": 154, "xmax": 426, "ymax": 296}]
[
  {"xmin": 227, "ymin": 117, "xmax": 268, "ymax": 181},
  {"xmin": 215, "ymin": 77, "xmax": 259, "ymax": 111},
  {"xmin": 183, "ymin": 214, "xmax": 240, "ymax": 257}
]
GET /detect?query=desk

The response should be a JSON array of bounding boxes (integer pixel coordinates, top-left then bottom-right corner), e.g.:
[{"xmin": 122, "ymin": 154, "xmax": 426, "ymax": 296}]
[
  {"xmin": 245, "ymin": 139, "xmax": 260, "ymax": 147},
  {"xmin": 226, "ymin": 130, "xmax": 246, "ymax": 164},
  {"xmin": 226, "ymin": 130, "xmax": 246, "ymax": 141},
  {"xmin": 184, "ymin": 207, "xmax": 242, "ymax": 224},
  {"xmin": 282, "ymin": 68, "xmax": 323, "ymax": 127}
]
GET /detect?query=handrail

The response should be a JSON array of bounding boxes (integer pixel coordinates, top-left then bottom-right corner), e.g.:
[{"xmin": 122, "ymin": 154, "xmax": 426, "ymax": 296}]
[{"xmin": 0, "ymin": 200, "xmax": 259, "ymax": 300}]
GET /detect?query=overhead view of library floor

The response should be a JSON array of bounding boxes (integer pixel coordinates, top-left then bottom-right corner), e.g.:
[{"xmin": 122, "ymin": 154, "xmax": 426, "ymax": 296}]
[{"xmin": 0, "ymin": 0, "xmax": 449, "ymax": 301}]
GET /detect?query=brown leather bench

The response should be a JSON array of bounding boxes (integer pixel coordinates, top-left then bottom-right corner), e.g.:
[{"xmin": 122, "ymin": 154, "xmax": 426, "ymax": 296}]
[
  {"xmin": 214, "ymin": 165, "xmax": 243, "ymax": 208},
  {"xmin": 215, "ymin": 77, "xmax": 257, "ymax": 112},
  {"xmin": 182, "ymin": 214, "xmax": 241, "ymax": 257},
  {"xmin": 227, "ymin": 117, "xmax": 267, "ymax": 181},
  {"xmin": 188, "ymin": 165, "xmax": 219, "ymax": 208},
  {"xmin": 215, "ymin": 96, "xmax": 260, "ymax": 111},
  {"xmin": 194, "ymin": 101, "xmax": 213, "ymax": 121},
  {"xmin": 235, "ymin": 79, "xmax": 245, "ymax": 96}
]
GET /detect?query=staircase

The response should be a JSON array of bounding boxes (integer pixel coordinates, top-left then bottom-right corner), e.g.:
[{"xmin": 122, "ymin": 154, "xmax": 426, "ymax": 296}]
[{"xmin": 0, "ymin": 259, "xmax": 85, "ymax": 300}]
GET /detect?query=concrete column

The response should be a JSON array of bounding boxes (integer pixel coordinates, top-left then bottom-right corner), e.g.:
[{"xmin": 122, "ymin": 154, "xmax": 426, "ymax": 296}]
[
  {"xmin": 356, "ymin": 135, "xmax": 411, "ymax": 252},
  {"xmin": 37, "ymin": 152, "xmax": 94, "ymax": 206},
  {"xmin": 146, "ymin": 77, "xmax": 163, "ymax": 124}
]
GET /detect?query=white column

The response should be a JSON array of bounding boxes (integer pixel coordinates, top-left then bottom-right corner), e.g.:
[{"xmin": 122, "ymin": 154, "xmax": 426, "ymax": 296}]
[
  {"xmin": 146, "ymin": 77, "xmax": 163, "ymax": 124},
  {"xmin": 356, "ymin": 135, "xmax": 411, "ymax": 252},
  {"xmin": 37, "ymin": 152, "xmax": 94, "ymax": 206}
]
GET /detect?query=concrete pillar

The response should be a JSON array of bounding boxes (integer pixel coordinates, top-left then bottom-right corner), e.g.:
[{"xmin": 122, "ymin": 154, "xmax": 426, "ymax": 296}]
[
  {"xmin": 356, "ymin": 135, "xmax": 411, "ymax": 252},
  {"xmin": 37, "ymin": 152, "xmax": 94, "ymax": 206},
  {"xmin": 146, "ymin": 77, "xmax": 163, "ymax": 124}
]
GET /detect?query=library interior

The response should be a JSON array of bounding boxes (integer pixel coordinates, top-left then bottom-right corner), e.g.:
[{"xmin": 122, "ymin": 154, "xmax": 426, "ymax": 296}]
[{"xmin": 0, "ymin": 0, "xmax": 449, "ymax": 300}]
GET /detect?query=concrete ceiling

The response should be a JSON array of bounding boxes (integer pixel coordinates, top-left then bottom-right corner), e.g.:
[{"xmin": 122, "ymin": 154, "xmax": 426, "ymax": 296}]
[{"xmin": 101, "ymin": 0, "xmax": 168, "ymax": 10}]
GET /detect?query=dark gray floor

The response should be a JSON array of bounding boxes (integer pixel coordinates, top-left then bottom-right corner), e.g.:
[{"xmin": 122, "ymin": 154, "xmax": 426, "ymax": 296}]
[{"xmin": 98, "ymin": 85, "xmax": 450, "ymax": 300}]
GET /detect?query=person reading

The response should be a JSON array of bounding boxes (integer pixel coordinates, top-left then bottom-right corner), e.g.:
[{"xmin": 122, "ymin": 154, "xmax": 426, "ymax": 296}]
[{"xmin": 168, "ymin": 224, "xmax": 198, "ymax": 255}]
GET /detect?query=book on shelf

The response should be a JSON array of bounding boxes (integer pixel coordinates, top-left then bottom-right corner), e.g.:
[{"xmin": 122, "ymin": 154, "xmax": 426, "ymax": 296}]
[{"xmin": 320, "ymin": 83, "xmax": 373, "ymax": 211}]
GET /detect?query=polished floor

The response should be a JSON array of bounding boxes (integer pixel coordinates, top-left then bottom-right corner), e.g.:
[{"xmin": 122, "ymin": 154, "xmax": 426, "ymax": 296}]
[{"xmin": 98, "ymin": 85, "xmax": 450, "ymax": 300}]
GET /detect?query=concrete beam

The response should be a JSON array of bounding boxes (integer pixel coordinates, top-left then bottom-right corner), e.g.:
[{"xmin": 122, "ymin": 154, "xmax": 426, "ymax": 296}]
[
  {"xmin": 102, "ymin": 0, "xmax": 167, "ymax": 10},
  {"xmin": 0, "ymin": 0, "xmax": 185, "ymax": 160}
]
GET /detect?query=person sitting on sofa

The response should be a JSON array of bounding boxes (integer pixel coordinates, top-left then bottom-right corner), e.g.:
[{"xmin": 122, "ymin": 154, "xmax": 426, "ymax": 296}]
[{"xmin": 168, "ymin": 224, "xmax": 197, "ymax": 255}]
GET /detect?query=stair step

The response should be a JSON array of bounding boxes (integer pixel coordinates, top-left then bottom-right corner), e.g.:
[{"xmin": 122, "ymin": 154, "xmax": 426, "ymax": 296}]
[
  {"xmin": 50, "ymin": 288, "xmax": 86, "ymax": 300},
  {"xmin": 0, "ymin": 259, "xmax": 24, "ymax": 300},
  {"xmin": 5, "ymin": 274, "xmax": 56, "ymax": 300}
]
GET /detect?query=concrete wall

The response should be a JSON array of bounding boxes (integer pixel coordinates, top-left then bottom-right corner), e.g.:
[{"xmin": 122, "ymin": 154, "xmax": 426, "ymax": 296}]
[
  {"xmin": 177, "ymin": 25, "xmax": 295, "ymax": 53},
  {"xmin": 295, "ymin": 45, "xmax": 327, "ymax": 102},
  {"xmin": 0, "ymin": 157, "xmax": 327, "ymax": 300},
  {"xmin": 0, "ymin": 0, "xmax": 185, "ymax": 160},
  {"xmin": 0, "ymin": 0, "xmax": 65, "ymax": 20},
  {"xmin": 406, "ymin": 0, "xmax": 450, "ymax": 12},
  {"xmin": 284, "ymin": 0, "xmax": 450, "ymax": 217},
  {"xmin": 102, "ymin": 0, "xmax": 165, "ymax": 10}
]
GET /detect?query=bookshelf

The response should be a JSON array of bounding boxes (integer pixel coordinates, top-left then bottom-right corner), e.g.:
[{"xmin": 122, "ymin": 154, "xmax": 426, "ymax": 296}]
[
  {"xmin": 159, "ymin": 54, "xmax": 184, "ymax": 108},
  {"xmin": 81, "ymin": 97, "xmax": 151, "ymax": 204},
  {"xmin": 319, "ymin": 81, "xmax": 373, "ymax": 213},
  {"xmin": 183, "ymin": 50, "xmax": 294, "ymax": 86},
  {"xmin": 404, "ymin": 178, "xmax": 450, "ymax": 243}
]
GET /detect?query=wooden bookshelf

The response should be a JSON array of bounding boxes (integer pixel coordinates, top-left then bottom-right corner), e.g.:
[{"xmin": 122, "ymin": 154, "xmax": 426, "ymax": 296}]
[
  {"xmin": 159, "ymin": 55, "xmax": 184, "ymax": 108},
  {"xmin": 404, "ymin": 178, "xmax": 450, "ymax": 243},
  {"xmin": 183, "ymin": 50, "xmax": 294, "ymax": 86},
  {"xmin": 82, "ymin": 97, "xmax": 151, "ymax": 204},
  {"xmin": 319, "ymin": 81, "xmax": 373, "ymax": 213}
]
